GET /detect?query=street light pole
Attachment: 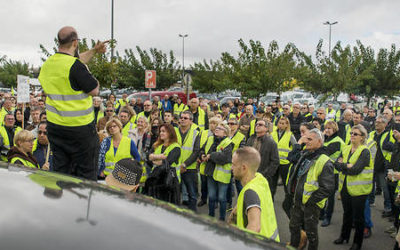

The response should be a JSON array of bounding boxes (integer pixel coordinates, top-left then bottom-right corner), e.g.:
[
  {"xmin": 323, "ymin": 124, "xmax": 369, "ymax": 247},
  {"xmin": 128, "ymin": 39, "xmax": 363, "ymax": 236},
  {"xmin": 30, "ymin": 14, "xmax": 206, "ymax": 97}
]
[
  {"xmin": 111, "ymin": 0, "xmax": 114, "ymax": 61},
  {"xmin": 323, "ymin": 21, "xmax": 338, "ymax": 60},
  {"xmin": 179, "ymin": 34, "xmax": 188, "ymax": 104}
]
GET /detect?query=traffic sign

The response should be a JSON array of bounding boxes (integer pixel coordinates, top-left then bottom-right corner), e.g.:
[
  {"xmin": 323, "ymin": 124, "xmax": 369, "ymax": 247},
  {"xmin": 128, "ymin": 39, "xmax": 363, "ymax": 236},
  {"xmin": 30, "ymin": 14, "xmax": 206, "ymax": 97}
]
[{"xmin": 145, "ymin": 70, "xmax": 156, "ymax": 88}]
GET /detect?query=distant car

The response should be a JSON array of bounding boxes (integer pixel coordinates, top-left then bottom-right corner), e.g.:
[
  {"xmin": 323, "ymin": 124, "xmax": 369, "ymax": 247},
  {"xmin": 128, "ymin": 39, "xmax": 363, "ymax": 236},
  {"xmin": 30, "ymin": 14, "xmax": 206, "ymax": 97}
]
[
  {"xmin": 127, "ymin": 91, "xmax": 196, "ymax": 104},
  {"xmin": 219, "ymin": 96, "xmax": 241, "ymax": 105},
  {"xmin": 0, "ymin": 164, "xmax": 285, "ymax": 250},
  {"xmin": 260, "ymin": 93, "xmax": 279, "ymax": 105}
]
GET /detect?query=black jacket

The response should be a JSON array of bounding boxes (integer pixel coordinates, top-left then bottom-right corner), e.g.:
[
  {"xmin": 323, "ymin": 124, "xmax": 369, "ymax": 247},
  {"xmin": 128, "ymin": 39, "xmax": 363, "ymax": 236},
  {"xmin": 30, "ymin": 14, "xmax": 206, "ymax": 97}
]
[
  {"xmin": 287, "ymin": 147, "xmax": 335, "ymax": 206},
  {"xmin": 288, "ymin": 113, "xmax": 304, "ymax": 141},
  {"xmin": 246, "ymin": 134, "xmax": 280, "ymax": 179}
]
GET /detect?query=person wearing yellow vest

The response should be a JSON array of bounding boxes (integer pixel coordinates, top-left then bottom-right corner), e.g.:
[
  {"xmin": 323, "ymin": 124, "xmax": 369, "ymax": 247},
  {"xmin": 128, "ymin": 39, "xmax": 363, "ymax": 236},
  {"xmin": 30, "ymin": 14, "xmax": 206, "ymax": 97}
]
[
  {"xmin": 200, "ymin": 122, "xmax": 233, "ymax": 221},
  {"xmin": 228, "ymin": 146, "xmax": 280, "ymax": 242},
  {"xmin": 98, "ymin": 118, "xmax": 140, "ymax": 178},
  {"xmin": 0, "ymin": 98, "xmax": 13, "ymax": 126},
  {"xmin": 320, "ymin": 120, "xmax": 345, "ymax": 227},
  {"xmin": 118, "ymin": 106, "xmax": 137, "ymax": 138},
  {"xmin": 115, "ymin": 93, "xmax": 128, "ymax": 113},
  {"xmin": 333, "ymin": 125, "xmax": 372, "ymax": 250},
  {"xmin": 32, "ymin": 122, "xmax": 52, "ymax": 171},
  {"xmin": 301, "ymin": 104, "xmax": 313, "ymax": 123},
  {"xmin": 335, "ymin": 103, "xmax": 347, "ymax": 122},
  {"xmin": 337, "ymin": 109, "xmax": 353, "ymax": 145},
  {"xmin": 93, "ymin": 96, "xmax": 104, "ymax": 124},
  {"xmin": 38, "ymin": 26, "xmax": 109, "ymax": 181},
  {"xmin": 325, "ymin": 103, "xmax": 336, "ymax": 121},
  {"xmin": 226, "ymin": 118, "xmax": 246, "ymax": 208},
  {"xmin": 198, "ymin": 117, "xmax": 222, "ymax": 207},
  {"xmin": 287, "ymin": 128, "xmax": 335, "ymax": 250},
  {"xmin": 173, "ymin": 97, "xmax": 186, "ymax": 116},
  {"xmin": 175, "ymin": 111, "xmax": 201, "ymax": 211},
  {"xmin": 184, "ymin": 98, "xmax": 208, "ymax": 131},
  {"xmin": 0, "ymin": 113, "xmax": 22, "ymax": 161},
  {"xmin": 370, "ymin": 115, "xmax": 395, "ymax": 216},
  {"xmin": 270, "ymin": 116, "xmax": 297, "ymax": 199},
  {"xmin": 148, "ymin": 124, "xmax": 181, "ymax": 204},
  {"xmin": 135, "ymin": 100, "xmax": 153, "ymax": 123},
  {"xmin": 7, "ymin": 130, "xmax": 39, "ymax": 169}
]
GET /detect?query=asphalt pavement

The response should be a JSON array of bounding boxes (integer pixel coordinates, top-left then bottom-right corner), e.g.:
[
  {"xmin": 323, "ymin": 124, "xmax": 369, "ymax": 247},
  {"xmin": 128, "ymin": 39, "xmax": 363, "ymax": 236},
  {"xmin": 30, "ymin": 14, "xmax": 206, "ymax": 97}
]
[{"xmin": 197, "ymin": 183, "xmax": 396, "ymax": 250}]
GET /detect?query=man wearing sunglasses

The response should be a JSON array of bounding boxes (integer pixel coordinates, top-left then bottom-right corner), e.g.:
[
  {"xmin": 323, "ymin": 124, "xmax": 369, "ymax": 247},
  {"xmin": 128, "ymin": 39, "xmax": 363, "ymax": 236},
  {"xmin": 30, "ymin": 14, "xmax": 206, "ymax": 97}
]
[
  {"xmin": 38, "ymin": 26, "xmax": 109, "ymax": 181},
  {"xmin": 33, "ymin": 122, "xmax": 52, "ymax": 170}
]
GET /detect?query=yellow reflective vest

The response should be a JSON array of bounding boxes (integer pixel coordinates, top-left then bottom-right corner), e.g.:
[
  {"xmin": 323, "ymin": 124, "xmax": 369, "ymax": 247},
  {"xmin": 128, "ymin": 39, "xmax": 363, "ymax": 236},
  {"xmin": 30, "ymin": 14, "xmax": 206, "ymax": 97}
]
[
  {"xmin": 203, "ymin": 136, "xmax": 232, "ymax": 184},
  {"xmin": 154, "ymin": 142, "xmax": 181, "ymax": 182},
  {"xmin": 10, "ymin": 157, "xmax": 39, "ymax": 169},
  {"xmin": 271, "ymin": 130, "xmax": 292, "ymax": 165},
  {"xmin": 237, "ymin": 173, "xmax": 280, "ymax": 242},
  {"xmin": 231, "ymin": 131, "xmax": 245, "ymax": 153},
  {"xmin": 38, "ymin": 53, "xmax": 94, "ymax": 127},
  {"xmin": 121, "ymin": 122, "xmax": 137, "ymax": 137},
  {"xmin": 0, "ymin": 126, "xmax": 22, "ymax": 161},
  {"xmin": 173, "ymin": 103, "xmax": 186, "ymax": 116},
  {"xmin": 175, "ymin": 124, "xmax": 199, "ymax": 170},
  {"xmin": 183, "ymin": 107, "xmax": 206, "ymax": 131},
  {"xmin": 338, "ymin": 145, "xmax": 373, "ymax": 196},
  {"xmin": 104, "ymin": 136, "xmax": 132, "ymax": 175}
]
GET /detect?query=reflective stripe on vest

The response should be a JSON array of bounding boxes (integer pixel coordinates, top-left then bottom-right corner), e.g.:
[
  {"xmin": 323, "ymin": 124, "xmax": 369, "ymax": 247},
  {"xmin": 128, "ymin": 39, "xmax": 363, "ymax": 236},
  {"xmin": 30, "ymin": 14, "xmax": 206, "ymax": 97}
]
[
  {"xmin": 338, "ymin": 144, "xmax": 373, "ymax": 196},
  {"xmin": 38, "ymin": 53, "xmax": 94, "ymax": 126},
  {"xmin": 10, "ymin": 157, "xmax": 38, "ymax": 169},
  {"xmin": 104, "ymin": 136, "xmax": 132, "ymax": 175},
  {"xmin": 271, "ymin": 130, "xmax": 292, "ymax": 165},
  {"xmin": 175, "ymin": 125, "xmax": 198, "ymax": 170},
  {"xmin": 174, "ymin": 103, "xmax": 186, "ymax": 116},
  {"xmin": 302, "ymin": 154, "xmax": 331, "ymax": 208},
  {"xmin": 212, "ymin": 137, "xmax": 232, "ymax": 184},
  {"xmin": 231, "ymin": 131, "xmax": 245, "ymax": 153},
  {"xmin": 236, "ymin": 173, "xmax": 280, "ymax": 242},
  {"xmin": 249, "ymin": 119, "xmax": 256, "ymax": 137}
]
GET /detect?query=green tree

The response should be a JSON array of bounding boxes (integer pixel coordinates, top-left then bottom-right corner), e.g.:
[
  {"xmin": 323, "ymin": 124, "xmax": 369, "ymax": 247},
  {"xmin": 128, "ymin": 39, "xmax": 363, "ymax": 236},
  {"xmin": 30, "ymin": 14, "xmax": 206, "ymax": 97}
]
[{"xmin": 0, "ymin": 56, "xmax": 32, "ymax": 87}]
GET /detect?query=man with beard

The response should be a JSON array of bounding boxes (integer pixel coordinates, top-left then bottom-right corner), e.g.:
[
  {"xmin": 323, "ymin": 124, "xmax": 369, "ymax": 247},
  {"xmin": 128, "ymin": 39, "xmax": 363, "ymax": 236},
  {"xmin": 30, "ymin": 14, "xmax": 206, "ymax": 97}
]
[
  {"xmin": 33, "ymin": 122, "xmax": 52, "ymax": 170},
  {"xmin": 38, "ymin": 26, "xmax": 109, "ymax": 181}
]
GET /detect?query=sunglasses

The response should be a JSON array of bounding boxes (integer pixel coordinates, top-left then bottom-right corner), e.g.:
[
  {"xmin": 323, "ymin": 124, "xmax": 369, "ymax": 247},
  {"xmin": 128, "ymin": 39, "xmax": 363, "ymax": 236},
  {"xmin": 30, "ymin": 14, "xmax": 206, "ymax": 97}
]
[
  {"xmin": 256, "ymin": 123, "xmax": 266, "ymax": 127},
  {"xmin": 317, "ymin": 112, "xmax": 324, "ymax": 115},
  {"xmin": 228, "ymin": 122, "xmax": 237, "ymax": 125},
  {"xmin": 106, "ymin": 110, "xmax": 114, "ymax": 112},
  {"xmin": 38, "ymin": 131, "xmax": 47, "ymax": 135},
  {"xmin": 180, "ymin": 117, "xmax": 190, "ymax": 120},
  {"xmin": 350, "ymin": 132, "xmax": 362, "ymax": 136}
]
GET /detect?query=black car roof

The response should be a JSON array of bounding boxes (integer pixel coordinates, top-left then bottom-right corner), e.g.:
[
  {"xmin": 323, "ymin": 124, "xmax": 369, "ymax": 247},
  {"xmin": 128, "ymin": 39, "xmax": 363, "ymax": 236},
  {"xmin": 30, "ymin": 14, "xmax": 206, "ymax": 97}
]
[{"xmin": 0, "ymin": 164, "xmax": 286, "ymax": 250}]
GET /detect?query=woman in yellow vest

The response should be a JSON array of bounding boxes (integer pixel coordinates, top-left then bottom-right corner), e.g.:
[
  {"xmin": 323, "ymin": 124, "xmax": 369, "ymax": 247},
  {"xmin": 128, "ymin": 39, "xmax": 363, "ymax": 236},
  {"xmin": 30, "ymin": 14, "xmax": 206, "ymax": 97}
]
[
  {"xmin": 200, "ymin": 122, "xmax": 233, "ymax": 221},
  {"xmin": 7, "ymin": 130, "xmax": 39, "ymax": 169},
  {"xmin": 270, "ymin": 116, "xmax": 296, "ymax": 198},
  {"xmin": 333, "ymin": 125, "xmax": 372, "ymax": 250},
  {"xmin": 148, "ymin": 123, "xmax": 181, "ymax": 204},
  {"xmin": 98, "ymin": 118, "xmax": 141, "ymax": 178},
  {"xmin": 320, "ymin": 120, "xmax": 345, "ymax": 227}
]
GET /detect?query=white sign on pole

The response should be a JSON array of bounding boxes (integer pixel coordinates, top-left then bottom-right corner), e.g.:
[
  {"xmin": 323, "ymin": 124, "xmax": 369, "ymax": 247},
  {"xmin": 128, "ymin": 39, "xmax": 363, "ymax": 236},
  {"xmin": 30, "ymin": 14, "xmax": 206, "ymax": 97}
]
[{"xmin": 17, "ymin": 75, "xmax": 30, "ymax": 103}]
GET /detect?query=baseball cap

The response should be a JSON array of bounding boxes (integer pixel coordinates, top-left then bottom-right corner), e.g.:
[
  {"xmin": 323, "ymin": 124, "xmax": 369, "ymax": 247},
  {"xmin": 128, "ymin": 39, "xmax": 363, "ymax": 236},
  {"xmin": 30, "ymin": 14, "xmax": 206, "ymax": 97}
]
[{"xmin": 105, "ymin": 158, "xmax": 143, "ymax": 192}]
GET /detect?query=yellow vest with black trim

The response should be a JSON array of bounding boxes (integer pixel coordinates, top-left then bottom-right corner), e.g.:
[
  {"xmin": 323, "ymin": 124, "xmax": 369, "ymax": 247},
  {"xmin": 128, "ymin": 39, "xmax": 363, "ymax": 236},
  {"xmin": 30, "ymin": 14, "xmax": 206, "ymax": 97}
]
[
  {"xmin": 237, "ymin": 173, "xmax": 280, "ymax": 242},
  {"xmin": 174, "ymin": 103, "xmax": 186, "ymax": 116},
  {"xmin": 104, "ymin": 136, "xmax": 132, "ymax": 175},
  {"xmin": 231, "ymin": 131, "xmax": 245, "ymax": 153},
  {"xmin": 122, "ymin": 122, "xmax": 137, "ymax": 137},
  {"xmin": 135, "ymin": 111, "xmax": 150, "ymax": 123},
  {"xmin": 271, "ymin": 130, "xmax": 292, "ymax": 165},
  {"xmin": 370, "ymin": 130, "xmax": 393, "ymax": 162},
  {"xmin": 175, "ymin": 124, "xmax": 199, "ymax": 170},
  {"xmin": 325, "ymin": 108, "xmax": 336, "ymax": 121},
  {"xmin": 338, "ymin": 145, "xmax": 373, "ymax": 196},
  {"xmin": 116, "ymin": 99, "xmax": 128, "ymax": 110},
  {"xmin": 154, "ymin": 142, "xmax": 181, "ymax": 182},
  {"xmin": 96, "ymin": 111, "xmax": 104, "ymax": 123},
  {"xmin": 344, "ymin": 124, "xmax": 351, "ymax": 145},
  {"xmin": 0, "ymin": 126, "xmax": 22, "ymax": 161},
  {"xmin": 211, "ymin": 137, "xmax": 232, "ymax": 184},
  {"xmin": 0, "ymin": 107, "xmax": 10, "ymax": 126},
  {"xmin": 324, "ymin": 135, "xmax": 344, "ymax": 174},
  {"xmin": 302, "ymin": 154, "xmax": 331, "ymax": 208},
  {"xmin": 249, "ymin": 119, "xmax": 256, "ymax": 137},
  {"xmin": 38, "ymin": 53, "xmax": 94, "ymax": 127},
  {"xmin": 10, "ymin": 157, "xmax": 39, "ymax": 169}
]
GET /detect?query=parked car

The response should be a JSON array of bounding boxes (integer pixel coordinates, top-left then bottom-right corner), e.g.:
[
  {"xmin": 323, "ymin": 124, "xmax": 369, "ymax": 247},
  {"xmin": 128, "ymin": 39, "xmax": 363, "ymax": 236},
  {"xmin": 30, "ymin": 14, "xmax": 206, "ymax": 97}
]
[
  {"xmin": 260, "ymin": 93, "xmax": 279, "ymax": 105},
  {"xmin": 0, "ymin": 163, "xmax": 285, "ymax": 250},
  {"xmin": 127, "ymin": 91, "xmax": 196, "ymax": 104},
  {"xmin": 219, "ymin": 96, "xmax": 241, "ymax": 105}
]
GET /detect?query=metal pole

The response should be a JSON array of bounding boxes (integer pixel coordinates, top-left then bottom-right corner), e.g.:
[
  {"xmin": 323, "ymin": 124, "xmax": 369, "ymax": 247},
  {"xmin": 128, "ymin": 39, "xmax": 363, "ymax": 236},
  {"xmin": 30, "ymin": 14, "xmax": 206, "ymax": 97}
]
[
  {"xmin": 179, "ymin": 34, "xmax": 188, "ymax": 104},
  {"xmin": 328, "ymin": 24, "xmax": 332, "ymax": 59},
  {"xmin": 111, "ymin": 0, "xmax": 114, "ymax": 61}
]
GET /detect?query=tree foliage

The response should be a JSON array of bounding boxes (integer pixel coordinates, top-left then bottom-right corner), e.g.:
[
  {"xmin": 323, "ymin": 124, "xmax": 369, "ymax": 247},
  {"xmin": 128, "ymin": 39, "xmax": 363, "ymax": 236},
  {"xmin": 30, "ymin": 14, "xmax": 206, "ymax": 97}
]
[{"xmin": 0, "ymin": 56, "xmax": 32, "ymax": 87}]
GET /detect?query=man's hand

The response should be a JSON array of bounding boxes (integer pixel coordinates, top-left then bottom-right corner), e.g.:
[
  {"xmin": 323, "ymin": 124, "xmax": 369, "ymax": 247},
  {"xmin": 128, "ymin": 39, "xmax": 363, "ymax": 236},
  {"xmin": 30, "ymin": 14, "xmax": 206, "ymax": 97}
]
[
  {"xmin": 347, "ymin": 163, "xmax": 353, "ymax": 169},
  {"xmin": 42, "ymin": 162, "xmax": 50, "ymax": 171},
  {"xmin": 227, "ymin": 206, "xmax": 237, "ymax": 224},
  {"xmin": 94, "ymin": 40, "xmax": 110, "ymax": 54},
  {"xmin": 394, "ymin": 130, "xmax": 400, "ymax": 142},
  {"xmin": 180, "ymin": 164, "xmax": 187, "ymax": 173}
]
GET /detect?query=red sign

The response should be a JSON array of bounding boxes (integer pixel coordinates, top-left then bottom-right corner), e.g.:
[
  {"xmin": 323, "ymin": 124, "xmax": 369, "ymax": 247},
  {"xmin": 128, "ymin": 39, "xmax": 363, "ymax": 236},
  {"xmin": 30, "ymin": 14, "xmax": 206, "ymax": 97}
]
[{"xmin": 145, "ymin": 70, "xmax": 156, "ymax": 88}]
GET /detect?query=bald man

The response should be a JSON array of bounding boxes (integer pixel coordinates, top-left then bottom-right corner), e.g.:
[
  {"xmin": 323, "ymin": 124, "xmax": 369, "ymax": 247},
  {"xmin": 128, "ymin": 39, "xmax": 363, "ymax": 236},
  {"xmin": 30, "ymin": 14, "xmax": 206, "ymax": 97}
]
[{"xmin": 38, "ymin": 26, "xmax": 109, "ymax": 181}]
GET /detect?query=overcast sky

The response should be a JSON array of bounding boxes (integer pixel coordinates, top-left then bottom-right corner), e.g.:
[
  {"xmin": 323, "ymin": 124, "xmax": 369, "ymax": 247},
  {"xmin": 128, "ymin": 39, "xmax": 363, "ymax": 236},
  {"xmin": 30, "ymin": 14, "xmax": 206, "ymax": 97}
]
[{"xmin": 1, "ymin": 0, "xmax": 400, "ymax": 68}]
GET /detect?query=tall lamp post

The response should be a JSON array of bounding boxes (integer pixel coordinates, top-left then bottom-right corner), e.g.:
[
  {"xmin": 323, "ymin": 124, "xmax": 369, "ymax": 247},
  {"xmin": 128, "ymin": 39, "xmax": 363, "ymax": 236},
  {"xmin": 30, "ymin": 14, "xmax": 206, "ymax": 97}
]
[
  {"xmin": 111, "ymin": 0, "xmax": 115, "ymax": 61},
  {"xmin": 323, "ymin": 21, "xmax": 338, "ymax": 60},
  {"xmin": 179, "ymin": 34, "xmax": 189, "ymax": 104}
]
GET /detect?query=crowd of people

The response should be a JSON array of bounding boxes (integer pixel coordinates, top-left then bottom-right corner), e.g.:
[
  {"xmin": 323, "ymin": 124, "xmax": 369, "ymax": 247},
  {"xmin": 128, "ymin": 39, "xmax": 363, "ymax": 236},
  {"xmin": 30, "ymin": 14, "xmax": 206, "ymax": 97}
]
[{"xmin": 8, "ymin": 26, "xmax": 400, "ymax": 249}]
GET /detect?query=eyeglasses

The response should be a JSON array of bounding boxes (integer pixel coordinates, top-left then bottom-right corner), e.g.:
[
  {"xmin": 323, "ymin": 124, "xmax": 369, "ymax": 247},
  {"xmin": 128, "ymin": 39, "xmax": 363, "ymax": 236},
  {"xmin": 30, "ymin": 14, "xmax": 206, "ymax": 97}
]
[
  {"xmin": 256, "ymin": 123, "xmax": 266, "ymax": 127},
  {"xmin": 180, "ymin": 116, "xmax": 190, "ymax": 120},
  {"xmin": 350, "ymin": 132, "xmax": 362, "ymax": 136},
  {"xmin": 228, "ymin": 122, "xmax": 237, "ymax": 125},
  {"xmin": 38, "ymin": 131, "xmax": 47, "ymax": 135},
  {"xmin": 317, "ymin": 112, "xmax": 324, "ymax": 115},
  {"xmin": 106, "ymin": 110, "xmax": 114, "ymax": 113},
  {"xmin": 283, "ymin": 108, "xmax": 289, "ymax": 110}
]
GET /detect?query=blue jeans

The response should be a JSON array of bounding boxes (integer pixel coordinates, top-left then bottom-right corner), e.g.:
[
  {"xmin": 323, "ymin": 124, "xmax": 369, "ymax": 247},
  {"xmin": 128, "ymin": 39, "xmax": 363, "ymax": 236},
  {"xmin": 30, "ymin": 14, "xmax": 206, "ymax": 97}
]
[
  {"xmin": 376, "ymin": 171, "xmax": 392, "ymax": 212},
  {"xmin": 181, "ymin": 171, "xmax": 198, "ymax": 212},
  {"xmin": 365, "ymin": 197, "xmax": 373, "ymax": 228},
  {"xmin": 207, "ymin": 176, "xmax": 229, "ymax": 221},
  {"xmin": 226, "ymin": 176, "xmax": 243, "ymax": 205}
]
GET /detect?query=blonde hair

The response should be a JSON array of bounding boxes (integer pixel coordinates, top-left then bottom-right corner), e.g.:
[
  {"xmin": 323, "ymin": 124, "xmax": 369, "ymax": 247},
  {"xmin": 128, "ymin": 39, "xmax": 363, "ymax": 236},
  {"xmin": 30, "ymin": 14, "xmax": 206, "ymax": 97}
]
[
  {"xmin": 209, "ymin": 116, "xmax": 222, "ymax": 125},
  {"xmin": 325, "ymin": 120, "xmax": 339, "ymax": 133},
  {"xmin": 217, "ymin": 121, "xmax": 231, "ymax": 136},
  {"xmin": 105, "ymin": 118, "xmax": 123, "ymax": 135},
  {"xmin": 352, "ymin": 124, "xmax": 368, "ymax": 144},
  {"xmin": 234, "ymin": 147, "xmax": 261, "ymax": 172},
  {"xmin": 14, "ymin": 130, "xmax": 34, "ymax": 147},
  {"xmin": 277, "ymin": 116, "xmax": 291, "ymax": 132}
]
